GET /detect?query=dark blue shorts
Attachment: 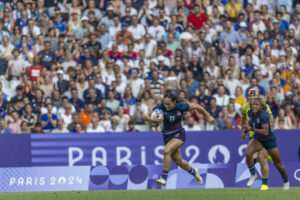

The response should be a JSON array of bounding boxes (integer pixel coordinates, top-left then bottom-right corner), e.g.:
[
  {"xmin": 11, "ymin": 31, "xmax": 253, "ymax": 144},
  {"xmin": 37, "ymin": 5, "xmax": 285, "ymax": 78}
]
[
  {"xmin": 254, "ymin": 135, "xmax": 277, "ymax": 150},
  {"xmin": 163, "ymin": 129, "xmax": 186, "ymax": 145}
]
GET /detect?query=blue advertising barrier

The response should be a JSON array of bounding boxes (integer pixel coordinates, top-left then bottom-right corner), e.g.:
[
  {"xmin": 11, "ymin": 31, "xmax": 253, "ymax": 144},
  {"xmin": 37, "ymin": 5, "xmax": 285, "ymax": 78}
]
[
  {"xmin": 0, "ymin": 130, "xmax": 299, "ymax": 192},
  {"xmin": 1, "ymin": 130, "xmax": 299, "ymax": 167},
  {"xmin": 0, "ymin": 163, "xmax": 300, "ymax": 192}
]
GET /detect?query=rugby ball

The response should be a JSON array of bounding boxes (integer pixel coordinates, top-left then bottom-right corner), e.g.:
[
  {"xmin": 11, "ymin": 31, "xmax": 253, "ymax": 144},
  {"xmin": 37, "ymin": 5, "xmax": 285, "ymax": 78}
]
[{"xmin": 151, "ymin": 109, "xmax": 163, "ymax": 126}]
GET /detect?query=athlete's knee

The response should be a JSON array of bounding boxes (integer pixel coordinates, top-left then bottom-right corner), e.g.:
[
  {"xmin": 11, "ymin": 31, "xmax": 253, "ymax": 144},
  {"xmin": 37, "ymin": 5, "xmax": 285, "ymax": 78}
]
[
  {"xmin": 163, "ymin": 148, "xmax": 172, "ymax": 156},
  {"xmin": 259, "ymin": 152, "xmax": 268, "ymax": 161}
]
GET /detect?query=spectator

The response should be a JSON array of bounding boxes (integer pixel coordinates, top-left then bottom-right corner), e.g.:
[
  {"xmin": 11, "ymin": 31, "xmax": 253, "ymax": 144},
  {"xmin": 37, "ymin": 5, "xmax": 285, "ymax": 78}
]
[
  {"xmin": 99, "ymin": 111, "xmax": 112, "ymax": 131},
  {"xmin": 207, "ymin": 97, "xmax": 222, "ymax": 119},
  {"xmin": 67, "ymin": 113, "xmax": 80, "ymax": 132},
  {"xmin": 113, "ymin": 106, "xmax": 130, "ymax": 131},
  {"xmin": 148, "ymin": 16, "xmax": 165, "ymax": 41},
  {"xmin": 130, "ymin": 98, "xmax": 148, "ymax": 124},
  {"xmin": 22, "ymin": 104, "xmax": 37, "ymax": 132},
  {"xmin": 0, "ymin": 118, "xmax": 12, "ymax": 134},
  {"xmin": 20, "ymin": 121, "xmax": 30, "ymax": 133},
  {"xmin": 225, "ymin": 0, "xmax": 242, "ymax": 22},
  {"xmin": 53, "ymin": 118, "xmax": 69, "ymax": 133},
  {"xmin": 245, "ymin": 78, "xmax": 266, "ymax": 97},
  {"xmin": 78, "ymin": 103, "xmax": 93, "ymax": 128},
  {"xmin": 235, "ymin": 86, "xmax": 247, "ymax": 106},
  {"xmin": 186, "ymin": 71, "xmax": 199, "ymax": 95},
  {"xmin": 106, "ymin": 90, "xmax": 120, "ymax": 113},
  {"xmin": 7, "ymin": 48, "xmax": 27, "ymax": 79},
  {"xmin": 275, "ymin": 108, "xmax": 293, "ymax": 129},
  {"xmin": 86, "ymin": 112, "xmax": 105, "ymax": 133},
  {"xmin": 213, "ymin": 85, "xmax": 229, "ymax": 107},
  {"xmin": 187, "ymin": 4, "xmax": 207, "ymax": 31},
  {"xmin": 183, "ymin": 116, "xmax": 202, "ymax": 131},
  {"xmin": 223, "ymin": 117, "xmax": 234, "ymax": 130},
  {"xmin": 219, "ymin": 20, "xmax": 241, "ymax": 67},
  {"xmin": 127, "ymin": 120, "xmax": 138, "ymax": 132},
  {"xmin": 41, "ymin": 103, "xmax": 57, "ymax": 133},
  {"xmin": 70, "ymin": 88, "xmax": 84, "ymax": 112},
  {"xmin": 38, "ymin": 41, "xmax": 56, "ymax": 70},
  {"xmin": 249, "ymin": 10, "xmax": 267, "ymax": 35}
]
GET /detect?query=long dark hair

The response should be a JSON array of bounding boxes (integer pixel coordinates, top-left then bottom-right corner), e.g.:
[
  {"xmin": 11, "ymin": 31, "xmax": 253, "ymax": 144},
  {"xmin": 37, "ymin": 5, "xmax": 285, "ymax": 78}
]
[{"xmin": 164, "ymin": 91, "xmax": 177, "ymax": 103}]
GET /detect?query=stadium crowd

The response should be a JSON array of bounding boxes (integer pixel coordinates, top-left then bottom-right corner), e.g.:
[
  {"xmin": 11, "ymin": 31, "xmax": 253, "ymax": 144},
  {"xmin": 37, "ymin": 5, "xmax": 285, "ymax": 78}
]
[{"xmin": 0, "ymin": 0, "xmax": 299, "ymax": 134}]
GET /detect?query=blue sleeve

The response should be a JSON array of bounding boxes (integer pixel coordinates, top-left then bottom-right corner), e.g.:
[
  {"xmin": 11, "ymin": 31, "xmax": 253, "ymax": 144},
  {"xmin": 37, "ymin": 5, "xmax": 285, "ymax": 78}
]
[
  {"xmin": 52, "ymin": 114, "xmax": 57, "ymax": 120},
  {"xmin": 177, "ymin": 103, "xmax": 190, "ymax": 112},
  {"xmin": 153, "ymin": 104, "xmax": 164, "ymax": 111},
  {"xmin": 260, "ymin": 111, "xmax": 270, "ymax": 125},
  {"xmin": 260, "ymin": 86, "xmax": 266, "ymax": 96},
  {"xmin": 236, "ymin": 31, "xmax": 242, "ymax": 43},
  {"xmin": 41, "ymin": 114, "xmax": 47, "ymax": 121}
]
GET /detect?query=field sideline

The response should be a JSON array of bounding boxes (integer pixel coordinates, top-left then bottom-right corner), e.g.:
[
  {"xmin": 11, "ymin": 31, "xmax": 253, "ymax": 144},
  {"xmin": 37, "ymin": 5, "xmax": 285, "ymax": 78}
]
[{"xmin": 0, "ymin": 188, "xmax": 299, "ymax": 200}]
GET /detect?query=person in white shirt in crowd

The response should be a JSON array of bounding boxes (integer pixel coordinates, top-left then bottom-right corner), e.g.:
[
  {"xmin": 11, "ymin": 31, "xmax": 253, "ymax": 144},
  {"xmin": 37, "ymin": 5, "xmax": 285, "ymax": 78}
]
[
  {"xmin": 183, "ymin": 116, "xmax": 202, "ymax": 131},
  {"xmin": 53, "ymin": 118, "xmax": 69, "ymax": 133},
  {"xmin": 22, "ymin": 18, "xmax": 41, "ymax": 39},
  {"xmin": 58, "ymin": 103, "xmax": 73, "ymax": 129},
  {"xmin": 82, "ymin": 0, "xmax": 102, "ymax": 20},
  {"xmin": 213, "ymin": 85, "xmax": 230, "ymax": 107},
  {"xmin": 148, "ymin": 16, "xmax": 165, "ymax": 41},
  {"xmin": 86, "ymin": 112, "xmax": 105, "ymax": 133},
  {"xmin": 107, "ymin": 117, "xmax": 123, "ymax": 132},
  {"xmin": 224, "ymin": 68, "xmax": 239, "ymax": 96},
  {"xmin": 121, "ymin": 0, "xmax": 137, "ymax": 17},
  {"xmin": 113, "ymin": 106, "xmax": 130, "ymax": 131},
  {"xmin": 206, "ymin": 0, "xmax": 225, "ymax": 16},
  {"xmin": 99, "ymin": 111, "xmax": 112, "ymax": 131},
  {"xmin": 128, "ymin": 15, "xmax": 146, "ymax": 42},
  {"xmin": 129, "ymin": 68, "xmax": 144, "ymax": 98},
  {"xmin": 7, "ymin": 48, "xmax": 27, "ymax": 80},
  {"xmin": 129, "ymin": 98, "xmax": 148, "ymax": 124},
  {"xmin": 109, "ymin": 15, "xmax": 121, "ymax": 40}
]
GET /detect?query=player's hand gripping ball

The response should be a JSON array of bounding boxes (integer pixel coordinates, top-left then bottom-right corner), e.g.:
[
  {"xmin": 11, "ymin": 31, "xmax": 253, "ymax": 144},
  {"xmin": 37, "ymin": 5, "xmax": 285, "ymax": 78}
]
[{"xmin": 151, "ymin": 109, "xmax": 163, "ymax": 127}]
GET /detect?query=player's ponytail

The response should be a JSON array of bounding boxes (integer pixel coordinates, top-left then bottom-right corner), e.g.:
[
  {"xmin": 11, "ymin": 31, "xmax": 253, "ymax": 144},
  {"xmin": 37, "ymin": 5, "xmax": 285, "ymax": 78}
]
[{"xmin": 164, "ymin": 90, "xmax": 177, "ymax": 103}]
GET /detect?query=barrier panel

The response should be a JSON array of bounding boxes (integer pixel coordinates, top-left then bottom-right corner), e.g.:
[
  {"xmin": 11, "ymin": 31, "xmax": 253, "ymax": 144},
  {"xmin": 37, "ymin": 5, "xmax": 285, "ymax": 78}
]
[
  {"xmin": 0, "ymin": 163, "xmax": 300, "ymax": 192},
  {"xmin": 1, "ymin": 130, "xmax": 299, "ymax": 167},
  {"xmin": 0, "ymin": 130, "xmax": 299, "ymax": 192}
]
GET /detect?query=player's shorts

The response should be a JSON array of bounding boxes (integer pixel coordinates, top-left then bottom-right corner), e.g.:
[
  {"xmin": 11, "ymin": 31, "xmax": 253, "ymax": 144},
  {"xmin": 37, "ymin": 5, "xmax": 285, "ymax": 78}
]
[
  {"xmin": 163, "ymin": 129, "xmax": 186, "ymax": 145},
  {"xmin": 254, "ymin": 136, "xmax": 278, "ymax": 150}
]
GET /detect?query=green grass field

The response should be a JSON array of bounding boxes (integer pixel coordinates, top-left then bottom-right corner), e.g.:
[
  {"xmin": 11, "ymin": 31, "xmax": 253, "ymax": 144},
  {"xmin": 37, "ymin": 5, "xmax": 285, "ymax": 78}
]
[{"xmin": 0, "ymin": 188, "xmax": 299, "ymax": 200}]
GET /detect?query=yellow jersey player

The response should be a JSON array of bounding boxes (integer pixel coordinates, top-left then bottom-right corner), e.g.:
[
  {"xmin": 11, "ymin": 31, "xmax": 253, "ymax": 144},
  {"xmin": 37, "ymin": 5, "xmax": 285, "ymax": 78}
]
[{"xmin": 241, "ymin": 88, "xmax": 273, "ymax": 190}]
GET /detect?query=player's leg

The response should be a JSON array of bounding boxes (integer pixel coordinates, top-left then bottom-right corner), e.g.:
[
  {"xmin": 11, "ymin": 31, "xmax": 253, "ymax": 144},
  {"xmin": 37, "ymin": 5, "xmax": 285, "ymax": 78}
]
[
  {"xmin": 245, "ymin": 139, "xmax": 263, "ymax": 187},
  {"xmin": 267, "ymin": 147, "xmax": 289, "ymax": 190},
  {"xmin": 258, "ymin": 148, "xmax": 269, "ymax": 190},
  {"xmin": 171, "ymin": 148, "xmax": 203, "ymax": 184},
  {"xmin": 252, "ymin": 152, "xmax": 258, "ymax": 165},
  {"xmin": 157, "ymin": 138, "xmax": 183, "ymax": 186}
]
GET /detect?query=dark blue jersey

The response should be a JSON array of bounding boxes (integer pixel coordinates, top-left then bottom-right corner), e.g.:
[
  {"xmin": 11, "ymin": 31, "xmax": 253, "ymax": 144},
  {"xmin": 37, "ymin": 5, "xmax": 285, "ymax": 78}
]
[
  {"xmin": 153, "ymin": 103, "xmax": 190, "ymax": 134},
  {"xmin": 247, "ymin": 109, "xmax": 275, "ymax": 141}
]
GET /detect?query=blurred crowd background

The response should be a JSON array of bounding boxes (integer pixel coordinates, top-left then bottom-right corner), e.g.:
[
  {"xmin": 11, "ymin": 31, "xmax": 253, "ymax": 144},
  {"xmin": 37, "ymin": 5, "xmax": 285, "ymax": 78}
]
[{"xmin": 0, "ymin": 0, "xmax": 299, "ymax": 134}]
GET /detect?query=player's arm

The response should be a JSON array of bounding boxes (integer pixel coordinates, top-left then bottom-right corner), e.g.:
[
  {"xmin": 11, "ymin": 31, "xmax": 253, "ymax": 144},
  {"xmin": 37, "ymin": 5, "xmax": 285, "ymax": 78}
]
[
  {"xmin": 244, "ymin": 123, "xmax": 269, "ymax": 136},
  {"xmin": 143, "ymin": 109, "xmax": 162, "ymax": 123},
  {"xmin": 244, "ymin": 115, "xmax": 269, "ymax": 136},
  {"xmin": 188, "ymin": 103, "xmax": 214, "ymax": 123}
]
